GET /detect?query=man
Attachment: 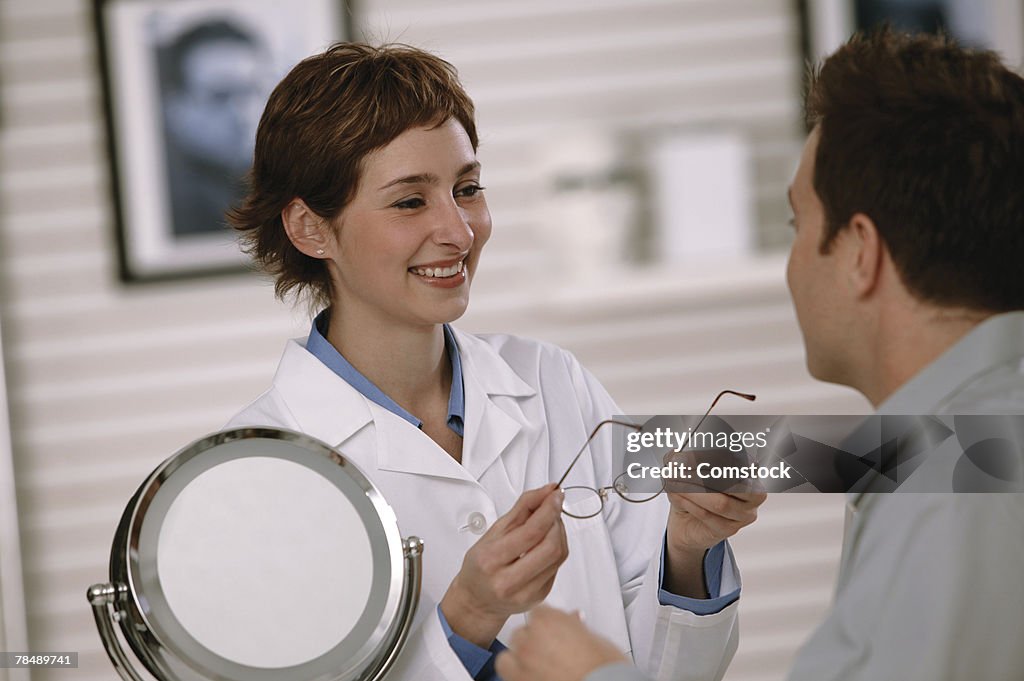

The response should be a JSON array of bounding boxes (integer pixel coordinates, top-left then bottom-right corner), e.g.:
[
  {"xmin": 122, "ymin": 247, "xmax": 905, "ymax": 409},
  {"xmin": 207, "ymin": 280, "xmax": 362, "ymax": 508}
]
[
  {"xmin": 497, "ymin": 28, "xmax": 1024, "ymax": 681},
  {"xmin": 158, "ymin": 18, "xmax": 271, "ymax": 236}
]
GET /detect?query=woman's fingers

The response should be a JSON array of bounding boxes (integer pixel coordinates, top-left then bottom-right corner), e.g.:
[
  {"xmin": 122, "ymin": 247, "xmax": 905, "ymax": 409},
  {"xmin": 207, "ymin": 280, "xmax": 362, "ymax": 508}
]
[
  {"xmin": 670, "ymin": 491, "xmax": 762, "ymax": 524},
  {"xmin": 499, "ymin": 521, "xmax": 567, "ymax": 600},
  {"xmin": 492, "ymin": 487, "xmax": 564, "ymax": 564},
  {"xmin": 723, "ymin": 491, "xmax": 769, "ymax": 507},
  {"xmin": 450, "ymin": 485, "xmax": 570, "ymax": 622},
  {"xmin": 491, "ymin": 483, "xmax": 559, "ymax": 534},
  {"xmin": 480, "ymin": 502, "xmax": 568, "ymax": 610},
  {"xmin": 669, "ymin": 494, "xmax": 744, "ymax": 539}
]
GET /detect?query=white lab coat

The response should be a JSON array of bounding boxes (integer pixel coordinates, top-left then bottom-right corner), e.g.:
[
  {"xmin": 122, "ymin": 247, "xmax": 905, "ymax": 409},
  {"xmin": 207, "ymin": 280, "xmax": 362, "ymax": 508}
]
[{"xmin": 227, "ymin": 329, "xmax": 739, "ymax": 681}]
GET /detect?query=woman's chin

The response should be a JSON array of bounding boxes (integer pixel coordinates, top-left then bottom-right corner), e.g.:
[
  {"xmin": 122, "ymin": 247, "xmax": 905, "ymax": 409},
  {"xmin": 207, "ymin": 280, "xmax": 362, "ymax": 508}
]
[
  {"xmin": 409, "ymin": 297, "xmax": 470, "ymax": 327},
  {"xmin": 436, "ymin": 299, "xmax": 471, "ymax": 324}
]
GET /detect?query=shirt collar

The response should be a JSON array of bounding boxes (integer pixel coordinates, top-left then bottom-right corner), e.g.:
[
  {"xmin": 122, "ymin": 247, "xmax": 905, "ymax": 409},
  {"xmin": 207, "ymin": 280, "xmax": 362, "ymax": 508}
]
[
  {"xmin": 444, "ymin": 323, "xmax": 466, "ymax": 435},
  {"xmin": 876, "ymin": 311, "xmax": 1024, "ymax": 416},
  {"xmin": 306, "ymin": 310, "xmax": 465, "ymax": 436},
  {"xmin": 845, "ymin": 311, "xmax": 1024, "ymax": 507}
]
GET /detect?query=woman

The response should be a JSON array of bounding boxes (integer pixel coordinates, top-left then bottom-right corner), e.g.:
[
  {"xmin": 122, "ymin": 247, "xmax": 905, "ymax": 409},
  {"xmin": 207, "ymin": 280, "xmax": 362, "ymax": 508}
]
[{"xmin": 227, "ymin": 43, "xmax": 763, "ymax": 681}]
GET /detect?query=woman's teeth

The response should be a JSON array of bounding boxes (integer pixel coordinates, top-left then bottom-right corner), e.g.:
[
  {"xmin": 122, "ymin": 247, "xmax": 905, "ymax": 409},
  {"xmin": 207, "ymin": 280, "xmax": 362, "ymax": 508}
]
[{"xmin": 411, "ymin": 261, "xmax": 464, "ymax": 278}]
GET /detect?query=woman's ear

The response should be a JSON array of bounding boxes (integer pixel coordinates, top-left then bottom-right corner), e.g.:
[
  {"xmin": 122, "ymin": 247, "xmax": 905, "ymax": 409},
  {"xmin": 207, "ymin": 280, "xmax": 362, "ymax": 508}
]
[{"xmin": 282, "ymin": 198, "xmax": 331, "ymax": 258}]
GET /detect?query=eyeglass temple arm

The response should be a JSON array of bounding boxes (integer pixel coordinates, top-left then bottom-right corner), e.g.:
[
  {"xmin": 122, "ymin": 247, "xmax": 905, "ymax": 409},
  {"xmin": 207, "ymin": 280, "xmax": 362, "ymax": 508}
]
[
  {"xmin": 557, "ymin": 392, "xmax": 755, "ymax": 489},
  {"xmin": 556, "ymin": 419, "xmax": 641, "ymax": 488},
  {"xmin": 691, "ymin": 390, "xmax": 756, "ymax": 434}
]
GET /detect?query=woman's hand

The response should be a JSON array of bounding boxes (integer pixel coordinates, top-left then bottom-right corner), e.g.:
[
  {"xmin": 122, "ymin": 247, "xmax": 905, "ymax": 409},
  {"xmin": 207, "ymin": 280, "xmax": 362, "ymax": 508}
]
[
  {"xmin": 440, "ymin": 484, "xmax": 568, "ymax": 647},
  {"xmin": 496, "ymin": 606, "xmax": 629, "ymax": 681},
  {"xmin": 662, "ymin": 491, "xmax": 767, "ymax": 598}
]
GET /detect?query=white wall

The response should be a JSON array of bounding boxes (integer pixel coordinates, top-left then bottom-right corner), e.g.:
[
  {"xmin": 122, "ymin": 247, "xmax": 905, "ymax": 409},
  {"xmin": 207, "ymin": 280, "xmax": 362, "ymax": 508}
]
[{"xmin": 0, "ymin": 1, "xmax": 870, "ymax": 680}]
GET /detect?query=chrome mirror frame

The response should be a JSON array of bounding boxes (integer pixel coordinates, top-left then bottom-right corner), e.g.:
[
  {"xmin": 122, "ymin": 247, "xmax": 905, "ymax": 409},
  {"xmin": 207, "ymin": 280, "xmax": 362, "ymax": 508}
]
[{"xmin": 88, "ymin": 427, "xmax": 423, "ymax": 681}]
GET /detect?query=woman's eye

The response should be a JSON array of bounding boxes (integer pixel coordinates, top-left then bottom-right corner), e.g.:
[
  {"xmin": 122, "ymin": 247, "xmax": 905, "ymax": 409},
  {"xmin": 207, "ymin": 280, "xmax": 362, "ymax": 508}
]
[
  {"xmin": 456, "ymin": 184, "xmax": 485, "ymax": 199},
  {"xmin": 393, "ymin": 197, "xmax": 426, "ymax": 210}
]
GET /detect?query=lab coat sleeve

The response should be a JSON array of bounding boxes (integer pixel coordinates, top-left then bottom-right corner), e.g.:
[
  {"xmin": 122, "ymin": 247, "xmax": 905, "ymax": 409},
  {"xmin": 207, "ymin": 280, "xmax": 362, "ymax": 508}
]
[
  {"xmin": 787, "ymin": 494, "xmax": 1024, "ymax": 681},
  {"xmin": 381, "ymin": 600, "xmax": 476, "ymax": 681},
  {"xmin": 563, "ymin": 352, "xmax": 739, "ymax": 681}
]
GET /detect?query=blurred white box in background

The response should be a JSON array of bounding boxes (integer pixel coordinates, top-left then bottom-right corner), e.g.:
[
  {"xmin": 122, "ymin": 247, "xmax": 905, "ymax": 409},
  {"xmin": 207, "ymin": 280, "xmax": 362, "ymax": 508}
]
[
  {"xmin": 651, "ymin": 130, "xmax": 754, "ymax": 261},
  {"xmin": 537, "ymin": 128, "xmax": 637, "ymax": 283}
]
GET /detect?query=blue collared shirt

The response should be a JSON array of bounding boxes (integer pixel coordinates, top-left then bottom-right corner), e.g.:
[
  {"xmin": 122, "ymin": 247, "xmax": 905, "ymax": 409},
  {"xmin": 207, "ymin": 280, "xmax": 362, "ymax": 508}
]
[
  {"xmin": 659, "ymin": 539, "xmax": 739, "ymax": 614},
  {"xmin": 437, "ymin": 605, "xmax": 507, "ymax": 679},
  {"xmin": 306, "ymin": 310, "xmax": 465, "ymax": 436},
  {"xmin": 305, "ymin": 312, "xmax": 735, "ymax": 680}
]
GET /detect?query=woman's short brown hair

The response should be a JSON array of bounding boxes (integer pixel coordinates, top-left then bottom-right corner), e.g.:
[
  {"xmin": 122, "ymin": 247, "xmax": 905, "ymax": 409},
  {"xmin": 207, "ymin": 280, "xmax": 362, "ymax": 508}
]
[{"xmin": 229, "ymin": 43, "xmax": 478, "ymax": 310}]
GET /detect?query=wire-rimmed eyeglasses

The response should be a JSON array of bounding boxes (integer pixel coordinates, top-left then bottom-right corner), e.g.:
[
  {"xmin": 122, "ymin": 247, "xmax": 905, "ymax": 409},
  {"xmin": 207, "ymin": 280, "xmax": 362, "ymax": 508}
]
[{"xmin": 556, "ymin": 390, "xmax": 757, "ymax": 519}]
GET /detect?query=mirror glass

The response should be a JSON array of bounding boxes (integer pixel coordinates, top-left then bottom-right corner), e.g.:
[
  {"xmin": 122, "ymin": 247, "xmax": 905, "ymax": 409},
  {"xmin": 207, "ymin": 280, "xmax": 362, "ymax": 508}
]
[{"xmin": 157, "ymin": 456, "xmax": 373, "ymax": 668}]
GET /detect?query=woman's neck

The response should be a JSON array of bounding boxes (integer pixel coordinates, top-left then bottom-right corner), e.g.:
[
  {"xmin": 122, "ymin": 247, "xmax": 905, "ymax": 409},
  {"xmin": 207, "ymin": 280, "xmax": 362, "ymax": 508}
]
[{"xmin": 324, "ymin": 307, "xmax": 450, "ymax": 415}]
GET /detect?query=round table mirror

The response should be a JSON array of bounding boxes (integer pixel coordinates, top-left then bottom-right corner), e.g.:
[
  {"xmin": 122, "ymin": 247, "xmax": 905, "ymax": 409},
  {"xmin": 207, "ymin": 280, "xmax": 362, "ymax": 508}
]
[{"xmin": 88, "ymin": 427, "xmax": 422, "ymax": 681}]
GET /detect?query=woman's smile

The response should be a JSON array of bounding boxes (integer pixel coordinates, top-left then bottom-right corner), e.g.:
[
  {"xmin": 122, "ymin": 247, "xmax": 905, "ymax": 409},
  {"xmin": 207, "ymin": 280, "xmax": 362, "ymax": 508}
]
[{"xmin": 409, "ymin": 258, "xmax": 467, "ymax": 287}]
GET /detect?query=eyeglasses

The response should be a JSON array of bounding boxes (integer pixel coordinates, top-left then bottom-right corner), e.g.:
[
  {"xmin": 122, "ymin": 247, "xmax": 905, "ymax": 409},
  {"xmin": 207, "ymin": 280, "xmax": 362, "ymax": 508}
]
[{"xmin": 556, "ymin": 390, "xmax": 757, "ymax": 519}]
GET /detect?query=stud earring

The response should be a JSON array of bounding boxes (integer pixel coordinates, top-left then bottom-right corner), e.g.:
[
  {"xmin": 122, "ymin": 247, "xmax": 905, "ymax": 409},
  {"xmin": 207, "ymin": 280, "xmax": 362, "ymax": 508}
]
[{"xmin": 316, "ymin": 248, "xmax": 325, "ymax": 256}]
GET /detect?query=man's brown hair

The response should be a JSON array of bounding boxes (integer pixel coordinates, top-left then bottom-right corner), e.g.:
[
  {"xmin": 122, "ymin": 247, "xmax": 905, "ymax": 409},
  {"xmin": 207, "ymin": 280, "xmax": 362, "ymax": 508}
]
[
  {"xmin": 229, "ymin": 43, "xmax": 478, "ymax": 310},
  {"xmin": 805, "ymin": 28, "xmax": 1024, "ymax": 311}
]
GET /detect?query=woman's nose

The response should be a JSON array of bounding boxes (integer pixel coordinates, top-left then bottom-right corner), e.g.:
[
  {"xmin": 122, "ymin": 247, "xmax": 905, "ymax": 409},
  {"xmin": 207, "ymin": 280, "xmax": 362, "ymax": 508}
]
[{"xmin": 435, "ymin": 201, "xmax": 475, "ymax": 250}]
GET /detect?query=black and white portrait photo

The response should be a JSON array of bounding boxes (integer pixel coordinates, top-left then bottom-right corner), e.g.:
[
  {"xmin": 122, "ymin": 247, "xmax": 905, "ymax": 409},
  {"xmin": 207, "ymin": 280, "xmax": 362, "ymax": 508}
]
[
  {"xmin": 96, "ymin": 0, "xmax": 345, "ymax": 281},
  {"xmin": 156, "ymin": 17, "xmax": 272, "ymax": 237}
]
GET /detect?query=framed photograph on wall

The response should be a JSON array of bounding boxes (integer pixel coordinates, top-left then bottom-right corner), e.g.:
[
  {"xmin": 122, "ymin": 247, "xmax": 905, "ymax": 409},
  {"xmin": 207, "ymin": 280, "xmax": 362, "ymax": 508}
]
[
  {"xmin": 94, "ymin": 0, "xmax": 347, "ymax": 282},
  {"xmin": 798, "ymin": 0, "xmax": 1024, "ymax": 66}
]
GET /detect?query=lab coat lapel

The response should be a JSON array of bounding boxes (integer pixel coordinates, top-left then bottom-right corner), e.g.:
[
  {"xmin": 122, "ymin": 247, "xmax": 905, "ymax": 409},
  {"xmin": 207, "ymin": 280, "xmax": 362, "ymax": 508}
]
[
  {"xmin": 374, "ymin": 404, "xmax": 474, "ymax": 481},
  {"xmin": 454, "ymin": 331, "xmax": 537, "ymax": 481},
  {"xmin": 277, "ymin": 339, "xmax": 474, "ymax": 482},
  {"xmin": 273, "ymin": 332, "xmax": 538, "ymax": 483},
  {"xmin": 462, "ymin": 390, "xmax": 523, "ymax": 480},
  {"xmin": 272, "ymin": 339, "xmax": 373, "ymax": 447}
]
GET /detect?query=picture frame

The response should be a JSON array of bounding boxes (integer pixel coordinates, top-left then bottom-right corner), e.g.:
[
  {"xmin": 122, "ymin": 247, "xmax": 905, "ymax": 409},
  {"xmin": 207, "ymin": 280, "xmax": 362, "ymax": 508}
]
[
  {"xmin": 797, "ymin": 0, "xmax": 1024, "ymax": 66},
  {"xmin": 93, "ymin": 0, "xmax": 347, "ymax": 282}
]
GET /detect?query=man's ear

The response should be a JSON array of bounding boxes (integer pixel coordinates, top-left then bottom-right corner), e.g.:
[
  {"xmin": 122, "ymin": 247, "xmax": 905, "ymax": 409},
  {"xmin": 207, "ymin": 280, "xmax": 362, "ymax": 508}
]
[
  {"xmin": 846, "ymin": 212, "xmax": 884, "ymax": 298},
  {"xmin": 282, "ymin": 198, "xmax": 332, "ymax": 258}
]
